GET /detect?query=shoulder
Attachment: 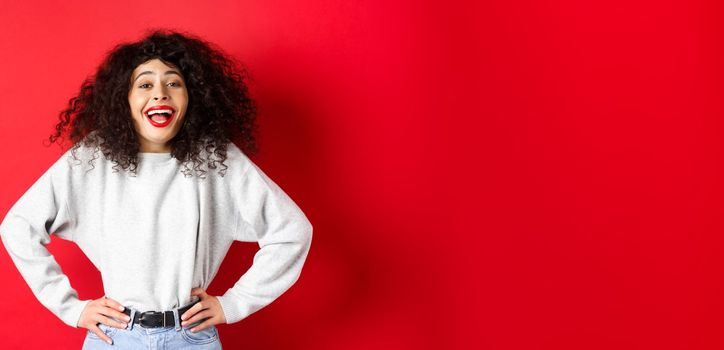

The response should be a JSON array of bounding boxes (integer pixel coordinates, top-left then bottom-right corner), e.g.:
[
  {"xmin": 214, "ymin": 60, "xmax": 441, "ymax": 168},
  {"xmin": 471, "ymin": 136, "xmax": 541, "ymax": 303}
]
[
  {"xmin": 223, "ymin": 142, "xmax": 254, "ymax": 173},
  {"xmin": 41, "ymin": 136, "xmax": 108, "ymax": 182},
  {"xmin": 174, "ymin": 141, "xmax": 253, "ymax": 179},
  {"xmin": 28, "ymin": 144, "xmax": 98, "ymax": 193},
  {"xmin": 59, "ymin": 142, "xmax": 105, "ymax": 173}
]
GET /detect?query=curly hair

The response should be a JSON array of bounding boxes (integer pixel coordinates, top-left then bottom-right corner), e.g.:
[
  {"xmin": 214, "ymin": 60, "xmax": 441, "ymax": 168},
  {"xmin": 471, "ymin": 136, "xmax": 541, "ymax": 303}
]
[{"xmin": 47, "ymin": 28, "xmax": 258, "ymax": 178}]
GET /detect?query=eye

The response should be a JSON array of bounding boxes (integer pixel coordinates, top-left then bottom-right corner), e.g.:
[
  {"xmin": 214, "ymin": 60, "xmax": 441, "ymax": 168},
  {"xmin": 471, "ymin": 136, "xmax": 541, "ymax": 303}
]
[
  {"xmin": 139, "ymin": 83, "xmax": 151, "ymax": 89},
  {"xmin": 168, "ymin": 81, "xmax": 182, "ymax": 87}
]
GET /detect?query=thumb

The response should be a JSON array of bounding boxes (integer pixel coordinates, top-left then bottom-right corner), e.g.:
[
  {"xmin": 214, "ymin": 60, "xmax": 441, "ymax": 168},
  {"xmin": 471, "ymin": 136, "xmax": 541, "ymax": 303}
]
[{"xmin": 190, "ymin": 287, "xmax": 206, "ymax": 297}]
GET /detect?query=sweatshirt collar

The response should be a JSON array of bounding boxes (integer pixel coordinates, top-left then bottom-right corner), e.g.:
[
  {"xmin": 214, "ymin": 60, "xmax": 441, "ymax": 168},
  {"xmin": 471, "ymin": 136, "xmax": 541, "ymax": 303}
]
[{"xmin": 137, "ymin": 152, "xmax": 174, "ymax": 164}]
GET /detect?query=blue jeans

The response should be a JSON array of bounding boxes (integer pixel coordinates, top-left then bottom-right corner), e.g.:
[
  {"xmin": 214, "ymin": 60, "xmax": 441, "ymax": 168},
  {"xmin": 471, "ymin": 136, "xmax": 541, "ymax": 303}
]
[{"xmin": 81, "ymin": 304, "xmax": 222, "ymax": 349}]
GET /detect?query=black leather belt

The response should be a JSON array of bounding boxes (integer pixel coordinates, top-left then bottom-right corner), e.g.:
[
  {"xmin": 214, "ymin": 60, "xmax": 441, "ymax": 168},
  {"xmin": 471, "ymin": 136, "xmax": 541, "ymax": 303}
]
[{"xmin": 122, "ymin": 299, "xmax": 201, "ymax": 328}]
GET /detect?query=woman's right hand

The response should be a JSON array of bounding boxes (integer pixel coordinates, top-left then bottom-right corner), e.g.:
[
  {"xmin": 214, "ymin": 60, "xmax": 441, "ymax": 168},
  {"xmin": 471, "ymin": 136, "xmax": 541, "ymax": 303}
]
[{"xmin": 77, "ymin": 297, "xmax": 131, "ymax": 344}]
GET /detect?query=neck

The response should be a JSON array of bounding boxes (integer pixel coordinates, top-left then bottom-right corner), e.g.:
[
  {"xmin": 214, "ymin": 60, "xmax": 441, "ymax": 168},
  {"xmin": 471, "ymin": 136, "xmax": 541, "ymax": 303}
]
[{"xmin": 139, "ymin": 143, "xmax": 171, "ymax": 153}]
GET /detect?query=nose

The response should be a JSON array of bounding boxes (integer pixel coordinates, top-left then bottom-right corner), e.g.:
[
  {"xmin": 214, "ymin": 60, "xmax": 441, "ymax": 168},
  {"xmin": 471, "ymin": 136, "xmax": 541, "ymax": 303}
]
[{"xmin": 153, "ymin": 85, "xmax": 169, "ymax": 101}]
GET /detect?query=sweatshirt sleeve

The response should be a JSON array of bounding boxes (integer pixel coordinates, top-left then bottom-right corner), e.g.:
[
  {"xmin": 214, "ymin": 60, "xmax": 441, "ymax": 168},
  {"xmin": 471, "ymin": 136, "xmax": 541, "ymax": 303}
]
[
  {"xmin": 0, "ymin": 156, "xmax": 91, "ymax": 328},
  {"xmin": 216, "ymin": 158, "xmax": 313, "ymax": 324}
]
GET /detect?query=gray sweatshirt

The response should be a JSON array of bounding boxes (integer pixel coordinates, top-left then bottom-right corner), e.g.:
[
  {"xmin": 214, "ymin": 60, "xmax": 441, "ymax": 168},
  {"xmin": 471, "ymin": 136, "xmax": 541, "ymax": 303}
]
[{"xmin": 0, "ymin": 141, "xmax": 313, "ymax": 328}]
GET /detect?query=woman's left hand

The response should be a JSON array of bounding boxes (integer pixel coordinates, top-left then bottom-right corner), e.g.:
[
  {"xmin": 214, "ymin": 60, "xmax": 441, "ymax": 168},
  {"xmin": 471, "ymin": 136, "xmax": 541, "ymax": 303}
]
[{"xmin": 180, "ymin": 287, "xmax": 227, "ymax": 332}]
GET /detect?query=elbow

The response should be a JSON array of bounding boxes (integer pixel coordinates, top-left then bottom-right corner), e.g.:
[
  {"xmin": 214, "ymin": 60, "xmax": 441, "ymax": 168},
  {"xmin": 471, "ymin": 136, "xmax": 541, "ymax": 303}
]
[
  {"xmin": 0, "ymin": 217, "xmax": 11, "ymax": 241},
  {"xmin": 294, "ymin": 217, "xmax": 313, "ymax": 257},
  {"xmin": 303, "ymin": 220, "xmax": 313, "ymax": 249}
]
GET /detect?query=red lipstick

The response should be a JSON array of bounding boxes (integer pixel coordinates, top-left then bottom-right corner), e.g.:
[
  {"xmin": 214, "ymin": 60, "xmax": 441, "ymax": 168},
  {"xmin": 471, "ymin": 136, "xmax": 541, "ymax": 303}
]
[{"xmin": 144, "ymin": 105, "xmax": 176, "ymax": 128}]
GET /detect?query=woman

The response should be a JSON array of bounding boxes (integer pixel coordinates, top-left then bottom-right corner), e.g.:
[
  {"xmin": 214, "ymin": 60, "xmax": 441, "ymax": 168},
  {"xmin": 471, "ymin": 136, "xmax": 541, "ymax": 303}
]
[{"xmin": 0, "ymin": 29, "xmax": 313, "ymax": 349}]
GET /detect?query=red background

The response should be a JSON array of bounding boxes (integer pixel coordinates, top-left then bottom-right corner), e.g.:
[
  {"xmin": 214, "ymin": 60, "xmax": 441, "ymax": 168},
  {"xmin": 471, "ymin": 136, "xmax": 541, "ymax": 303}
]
[{"xmin": 0, "ymin": 0, "xmax": 722, "ymax": 349}]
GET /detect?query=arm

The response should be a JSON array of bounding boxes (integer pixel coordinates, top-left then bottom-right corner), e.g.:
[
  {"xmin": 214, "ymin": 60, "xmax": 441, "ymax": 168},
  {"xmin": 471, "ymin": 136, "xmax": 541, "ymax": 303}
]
[
  {"xmin": 216, "ymin": 160, "xmax": 314, "ymax": 324},
  {"xmin": 0, "ymin": 158, "xmax": 90, "ymax": 328}
]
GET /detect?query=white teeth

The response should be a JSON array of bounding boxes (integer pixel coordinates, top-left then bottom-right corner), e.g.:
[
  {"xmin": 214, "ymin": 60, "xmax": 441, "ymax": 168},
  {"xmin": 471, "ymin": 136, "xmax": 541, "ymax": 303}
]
[{"xmin": 147, "ymin": 109, "xmax": 174, "ymax": 115}]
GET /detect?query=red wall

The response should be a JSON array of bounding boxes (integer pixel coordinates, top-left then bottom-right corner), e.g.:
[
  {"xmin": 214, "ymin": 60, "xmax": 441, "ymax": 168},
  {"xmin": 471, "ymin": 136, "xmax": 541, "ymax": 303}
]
[{"xmin": 0, "ymin": 0, "xmax": 722, "ymax": 349}]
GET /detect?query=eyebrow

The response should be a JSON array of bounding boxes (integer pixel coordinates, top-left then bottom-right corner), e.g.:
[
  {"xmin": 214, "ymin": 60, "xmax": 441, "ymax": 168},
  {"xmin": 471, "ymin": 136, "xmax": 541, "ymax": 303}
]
[{"xmin": 133, "ymin": 70, "xmax": 183, "ymax": 83}]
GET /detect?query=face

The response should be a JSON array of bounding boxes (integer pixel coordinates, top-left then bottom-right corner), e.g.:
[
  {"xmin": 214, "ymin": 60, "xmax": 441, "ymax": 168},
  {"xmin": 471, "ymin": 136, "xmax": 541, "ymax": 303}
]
[{"xmin": 128, "ymin": 58, "xmax": 189, "ymax": 153}]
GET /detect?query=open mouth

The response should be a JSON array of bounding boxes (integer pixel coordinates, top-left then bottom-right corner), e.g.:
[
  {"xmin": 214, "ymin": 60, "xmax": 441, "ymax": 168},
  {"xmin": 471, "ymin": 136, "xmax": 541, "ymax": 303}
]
[{"xmin": 144, "ymin": 106, "xmax": 175, "ymax": 127}]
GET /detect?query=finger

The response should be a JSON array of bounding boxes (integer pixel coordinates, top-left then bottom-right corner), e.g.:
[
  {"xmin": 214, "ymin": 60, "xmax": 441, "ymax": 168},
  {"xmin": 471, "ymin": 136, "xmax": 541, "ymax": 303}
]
[
  {"xmin": 181, "ymin": 301, "xmax": 206, "ymax": 321},
  {"xmin": 103, "ymin": 305, "xmax": 132, "ymax": 324},
  {"xmin": 95, "ymin": 314, "xmax": 127, "ymax": 330},
  {"xmin": 102, "ymin": 297, "xmax": 126, "ymax": 312},
  {"xmin": 189, "ymin": 318, "xmax": 215, "ymax": 333},
  {"xmin": 181, "ymin": 309, "xmax": 212, "ymax": 326},
  {"xmin": 102, "ymin": 315, "xmax": 128, "ymax": 329},
  {"xmin": 91, "ymin": 324, "xmax": 114, "ymax": 345}
]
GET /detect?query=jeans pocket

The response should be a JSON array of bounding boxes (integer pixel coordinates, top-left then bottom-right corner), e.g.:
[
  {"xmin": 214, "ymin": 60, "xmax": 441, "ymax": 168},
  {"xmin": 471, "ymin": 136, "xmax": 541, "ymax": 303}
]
[
  {"xmin": 87, "ymin": 323, "xmax": 119, "ymax": 339},
  {"xmin": 181, "ymin": 323, "xmax": 218, "ymax": 345}
]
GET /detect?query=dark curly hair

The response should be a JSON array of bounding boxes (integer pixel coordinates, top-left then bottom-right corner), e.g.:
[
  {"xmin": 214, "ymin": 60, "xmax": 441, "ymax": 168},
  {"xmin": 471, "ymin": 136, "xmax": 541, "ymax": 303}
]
[{"xmin": 46, "ymin": 28, "xmax": 258, "ymax": 178}]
